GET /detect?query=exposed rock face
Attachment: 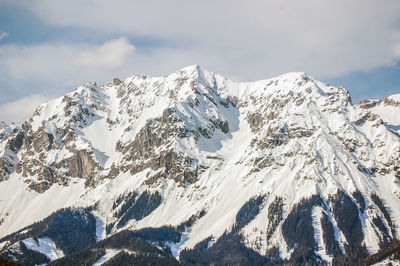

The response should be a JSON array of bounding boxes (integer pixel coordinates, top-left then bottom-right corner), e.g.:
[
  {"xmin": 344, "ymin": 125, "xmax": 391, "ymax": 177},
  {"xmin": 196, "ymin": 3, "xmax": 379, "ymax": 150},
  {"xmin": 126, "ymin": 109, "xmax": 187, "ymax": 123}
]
[
  {"xmin": 7, "ymin": 130, "xmax": 25, "ymax": 153},
  {"xmin": 66, "ymin": 150, "xmax": 97, "ymax": 185},
  {"xmin": 117, "ymin": 108, "xmax": 200, "ymax": 185},
  {"xmin": 32, "ymin": 131, "xmax": 54, "ymax": 152},
  {"xmin": 358, "ymin": 99, "xmax": 381, "ymax": 109},
  {"xmin": 0, "ymin": 121, "xmax": 101, "ymax": 192},
  {"xmin": 0, "ymin": 159, "xmax": 12, "ymax": 182},
  {"xmin": 113, "ymin": 78, "xmax": 122, "ymax": 86}
]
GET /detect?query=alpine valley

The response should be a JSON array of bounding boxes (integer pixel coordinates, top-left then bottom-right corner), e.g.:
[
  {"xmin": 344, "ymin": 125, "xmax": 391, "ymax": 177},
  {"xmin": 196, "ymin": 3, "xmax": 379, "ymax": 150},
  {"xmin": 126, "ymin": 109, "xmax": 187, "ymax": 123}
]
[{"xmin": 0, "ymin": 65, "xmax": 399, "ymax": 265}]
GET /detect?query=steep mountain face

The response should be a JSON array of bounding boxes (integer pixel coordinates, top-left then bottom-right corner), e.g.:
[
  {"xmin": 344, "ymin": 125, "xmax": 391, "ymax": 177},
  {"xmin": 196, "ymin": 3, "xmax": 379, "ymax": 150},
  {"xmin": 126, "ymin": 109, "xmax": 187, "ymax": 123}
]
[{"xmin": 0, "ymin": 65, "xmax": 399, "ymax": 265}]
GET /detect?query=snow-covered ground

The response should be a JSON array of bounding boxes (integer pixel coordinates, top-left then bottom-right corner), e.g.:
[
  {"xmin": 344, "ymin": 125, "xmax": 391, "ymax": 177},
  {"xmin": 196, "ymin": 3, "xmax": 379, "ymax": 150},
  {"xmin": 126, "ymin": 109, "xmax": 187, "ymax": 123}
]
[{"xmin": 22, "ymin": 237, "xmax": 64, "ymax": 261}]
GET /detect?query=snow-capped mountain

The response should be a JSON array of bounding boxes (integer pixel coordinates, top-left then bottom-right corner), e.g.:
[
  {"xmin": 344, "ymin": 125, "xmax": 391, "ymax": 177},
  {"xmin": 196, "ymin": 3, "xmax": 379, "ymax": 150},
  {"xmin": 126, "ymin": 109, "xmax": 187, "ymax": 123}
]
[{"xmin": 0, "ymin": 65, "xmax": 399, "ymax": 265}]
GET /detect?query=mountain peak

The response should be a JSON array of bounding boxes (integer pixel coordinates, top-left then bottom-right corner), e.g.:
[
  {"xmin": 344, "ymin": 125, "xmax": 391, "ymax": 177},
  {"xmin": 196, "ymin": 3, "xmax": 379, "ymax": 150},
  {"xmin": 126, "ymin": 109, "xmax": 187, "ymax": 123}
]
[
  {"xmin": 175, "ymin": 64, "xmax": 216, "ymax": 88},
  {"xmin": 179, "ymin": 64, "xmax": 202, "ymax": 73},
  {"xmin": 275, "ymin": 71, "xmax": 311, "ymax": 80}
]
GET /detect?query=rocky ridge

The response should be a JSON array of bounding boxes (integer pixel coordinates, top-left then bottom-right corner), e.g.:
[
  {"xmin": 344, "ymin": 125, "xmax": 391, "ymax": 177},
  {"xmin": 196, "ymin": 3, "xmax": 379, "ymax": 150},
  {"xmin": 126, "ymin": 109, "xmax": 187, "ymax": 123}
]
[{"xmin": 358, "ymin": 93, "xmax": 400, "ymax": 135}]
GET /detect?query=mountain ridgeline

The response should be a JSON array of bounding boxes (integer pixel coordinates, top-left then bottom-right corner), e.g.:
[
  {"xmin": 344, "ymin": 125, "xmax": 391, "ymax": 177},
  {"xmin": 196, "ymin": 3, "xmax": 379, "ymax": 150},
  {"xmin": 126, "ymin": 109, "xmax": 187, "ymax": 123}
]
[{"xmin": 0, "ymin": 65, "xmax": 399, "ymax": 265}]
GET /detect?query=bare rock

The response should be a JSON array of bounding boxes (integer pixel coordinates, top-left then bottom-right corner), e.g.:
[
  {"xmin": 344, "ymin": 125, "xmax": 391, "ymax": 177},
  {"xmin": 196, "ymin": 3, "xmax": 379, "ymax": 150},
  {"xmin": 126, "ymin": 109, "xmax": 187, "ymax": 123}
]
[
  {"xmin": 113, "ymin": 78, "xmax": 122, "ymax": 86},
  {"xmin": 67, "ymin": 150, "xmax": 97, "ymax": 180}
]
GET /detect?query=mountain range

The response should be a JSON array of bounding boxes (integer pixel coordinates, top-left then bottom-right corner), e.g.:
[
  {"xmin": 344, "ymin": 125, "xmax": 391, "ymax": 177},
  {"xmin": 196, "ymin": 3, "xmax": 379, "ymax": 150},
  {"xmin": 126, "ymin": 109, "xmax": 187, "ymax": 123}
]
[{"xmin": 0, "ymin": 65, "xmax": 399, "ymax": 265}]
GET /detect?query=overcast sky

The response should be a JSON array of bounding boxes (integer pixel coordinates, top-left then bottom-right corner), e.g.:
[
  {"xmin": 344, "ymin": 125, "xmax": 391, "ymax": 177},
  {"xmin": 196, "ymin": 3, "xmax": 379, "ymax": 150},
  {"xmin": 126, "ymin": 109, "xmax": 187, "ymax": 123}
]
[{"xmin": 1, "ymin": 0, "xmax": 400, "ymax": 123}]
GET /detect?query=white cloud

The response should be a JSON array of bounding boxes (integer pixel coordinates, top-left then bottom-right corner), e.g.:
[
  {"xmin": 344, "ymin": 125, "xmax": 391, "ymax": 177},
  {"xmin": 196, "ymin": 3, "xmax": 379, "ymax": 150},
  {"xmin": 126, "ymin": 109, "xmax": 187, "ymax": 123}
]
[
  {"xmin": 9, "ymin": 0, "xmax": 400, "ymax": 79},
  {"xmin": 392, "ymin": 42, "xmax": 400, "ymax": 58},
  {"xmin": 0, "ymin": 95, "xmax": 49, "ymax": 123},
  {"xmin": 0, "ymin": 32, "xmax": 8, "ymax": 41},
  {"xmin": 0, "ymin": 37, "xmax": 138, "ymax": 104},
  {"xmin": 75, "ymin": 37, "xmax": 135, "ymax": 68}
]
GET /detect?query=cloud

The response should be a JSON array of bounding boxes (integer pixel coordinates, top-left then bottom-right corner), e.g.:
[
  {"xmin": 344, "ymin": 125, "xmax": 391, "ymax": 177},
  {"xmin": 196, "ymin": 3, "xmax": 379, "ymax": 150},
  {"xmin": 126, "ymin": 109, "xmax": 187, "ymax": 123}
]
[
  {"xmin": 75, "ymin": 37, "xmax": 135, "ymax": 68},
  {"xmin": 0, "ymin": 32, "xmax": 8, "ymax": 41},
  {"xmin": 0, "ymin": 38, "xmax": 138, "ymax": 105},
  {"xmin": 0, "ymin": 94, "xmax": 49, "ymax": 123},
  {"xmin": 393, "ymin": 42, "xmax": 400, "ymax": 58},
  {"xmin": 10, "ymin": 0, "xmax": 400, "ymax": 79}
]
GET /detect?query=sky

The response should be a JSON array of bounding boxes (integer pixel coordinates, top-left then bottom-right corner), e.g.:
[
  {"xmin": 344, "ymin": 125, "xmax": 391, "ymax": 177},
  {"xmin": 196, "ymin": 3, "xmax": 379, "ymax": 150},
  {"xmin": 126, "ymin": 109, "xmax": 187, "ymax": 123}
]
[{"xmin": 0, "ymin": 0, "xmax": 400, "ymax": 123}]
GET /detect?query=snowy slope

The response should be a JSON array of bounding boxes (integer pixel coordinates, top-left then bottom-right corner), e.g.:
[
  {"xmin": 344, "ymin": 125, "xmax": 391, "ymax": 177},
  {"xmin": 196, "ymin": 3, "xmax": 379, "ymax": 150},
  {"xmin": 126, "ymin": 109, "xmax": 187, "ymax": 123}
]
[{"xmin": 0, "ymin": 65, "xmax": 399, "ymax": 264}]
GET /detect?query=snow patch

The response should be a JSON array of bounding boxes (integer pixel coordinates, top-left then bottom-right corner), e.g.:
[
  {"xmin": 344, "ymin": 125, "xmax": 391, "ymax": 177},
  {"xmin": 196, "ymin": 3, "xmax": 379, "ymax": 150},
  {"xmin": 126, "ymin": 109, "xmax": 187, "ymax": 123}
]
[
  {"xmin": 94, "ymin": 213, "xmax": 106, "ymax": 242},
  {"xmin": 22, "ymin": 237, "xmax": 64, "ymax": 261},
  {"xmin": 166, "ymin": 226, "xmax": 191, "ymax": 259},
  {"xmin": 92, "ymin": 249, "xmax": 120, "ymax": 265},
  {"xmin": 312, "ymin": 206, "xmax": 332, "ymax": 263}
]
